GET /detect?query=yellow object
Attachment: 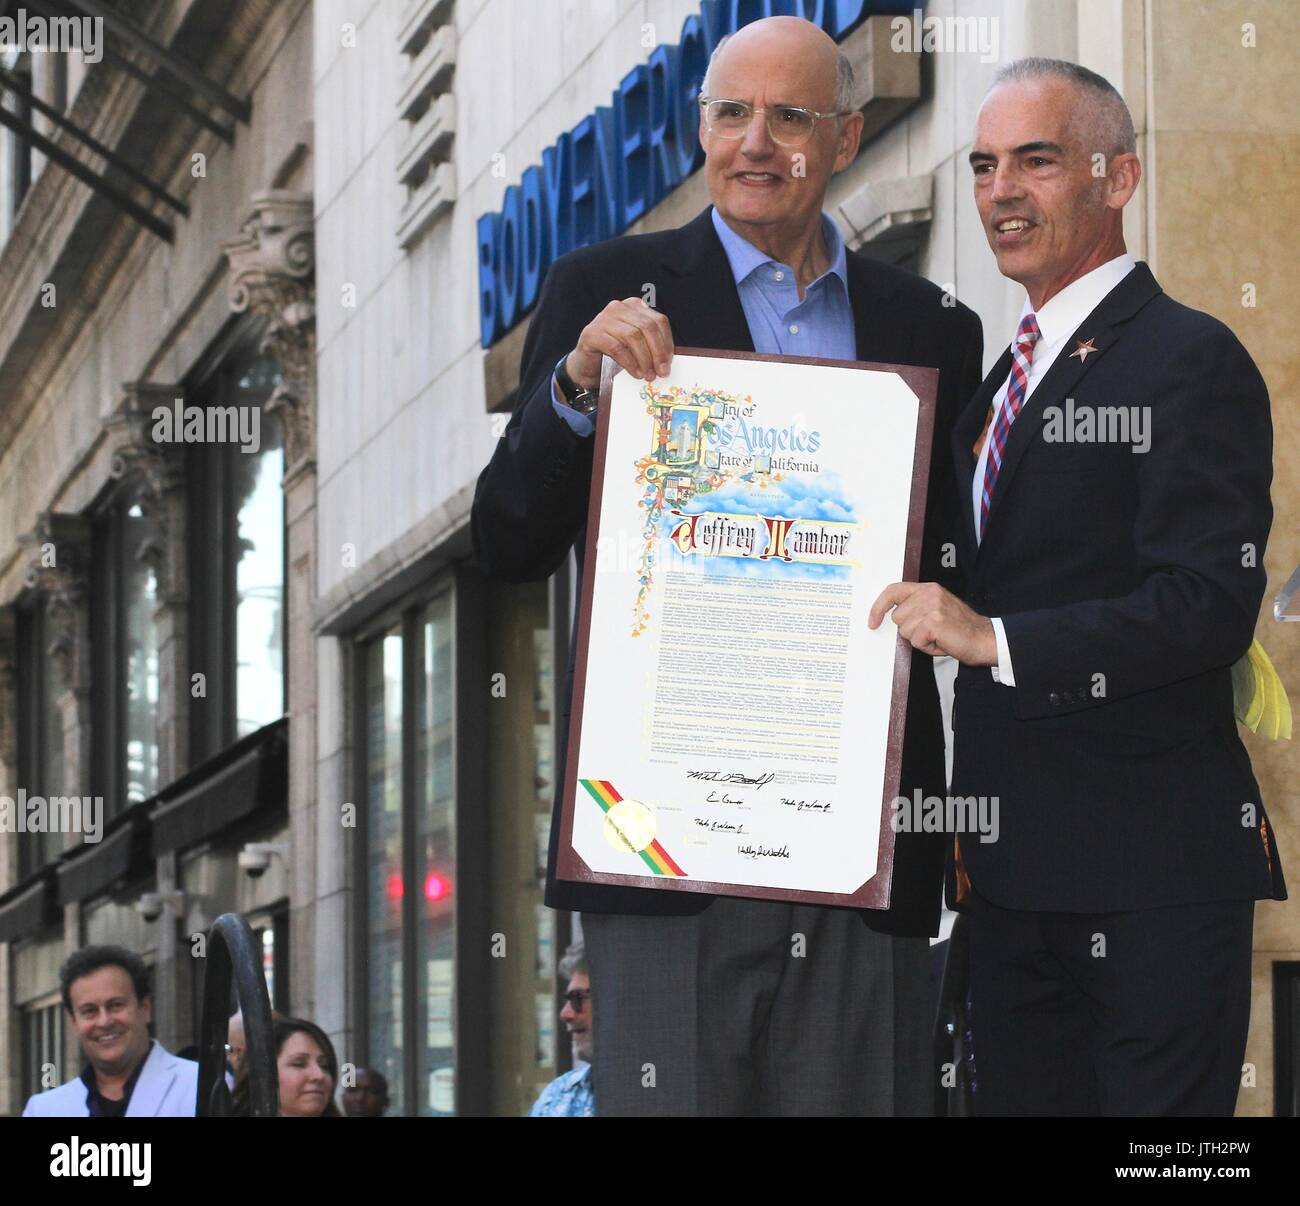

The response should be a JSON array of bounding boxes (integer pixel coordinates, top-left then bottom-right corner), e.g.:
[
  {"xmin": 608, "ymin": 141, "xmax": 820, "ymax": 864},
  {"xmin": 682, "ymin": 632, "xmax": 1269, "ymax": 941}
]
[{"xmin": 1232, "ymin": 640, "xmax": 1292, "ymax": 740}]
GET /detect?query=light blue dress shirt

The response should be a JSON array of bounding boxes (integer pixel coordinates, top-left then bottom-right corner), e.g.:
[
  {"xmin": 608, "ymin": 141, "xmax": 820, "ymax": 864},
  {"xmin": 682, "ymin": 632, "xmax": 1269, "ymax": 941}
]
[
  {"xmin": 550, "ymin": 206, "xmax": 856, "ymax": 437},
  {"xmin": 527, "ymin": 1062, "xmax": 594, "ymax": 1117}
]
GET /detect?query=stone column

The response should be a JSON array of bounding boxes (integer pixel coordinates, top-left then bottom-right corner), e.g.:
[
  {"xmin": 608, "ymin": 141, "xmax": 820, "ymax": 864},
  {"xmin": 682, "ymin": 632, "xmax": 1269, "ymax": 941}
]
[
  {"xmin": 20, "ymin": 514, "xmax": 93, "ymax": 837},
  {"xmin": 103, "ymin": 386, "xmax": 190, "ymax": 1047},
  {"xmin": 223, "ymin": 191, "xmax": 318, "ymax": 1018},
  {"xmin": 106, "ymin": 384, "xmax": 190, "ymax": 786},
  {"xmin": 20, "ymin": 514, "xmax": 91, "ymax": 1080},
  {"xmin": 0, "ymin": 608, "xmax": 19, "ymax": 1113},
  {"xmin": 0, "ymin": 608, "xmax": 18, "ymax": 894}
]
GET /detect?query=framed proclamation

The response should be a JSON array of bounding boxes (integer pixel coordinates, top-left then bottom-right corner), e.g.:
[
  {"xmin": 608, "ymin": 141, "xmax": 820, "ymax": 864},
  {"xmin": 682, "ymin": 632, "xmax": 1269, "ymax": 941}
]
[{"xmin": 556, "ymin": 349, "xmax": 938, "ymax": 908}]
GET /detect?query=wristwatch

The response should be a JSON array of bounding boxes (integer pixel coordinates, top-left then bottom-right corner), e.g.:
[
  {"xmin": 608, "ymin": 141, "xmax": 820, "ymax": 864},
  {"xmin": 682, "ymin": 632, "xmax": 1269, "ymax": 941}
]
[{"xmin": 554, "ymin": 353, "xmax": 601, "ymax": 418}]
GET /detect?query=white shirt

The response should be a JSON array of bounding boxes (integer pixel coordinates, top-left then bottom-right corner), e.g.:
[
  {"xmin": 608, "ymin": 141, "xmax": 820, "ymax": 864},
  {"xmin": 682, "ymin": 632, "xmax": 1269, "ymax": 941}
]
[{"xmin": 977, "ymin": 253, "xmax": 1137, "ymax": 686}]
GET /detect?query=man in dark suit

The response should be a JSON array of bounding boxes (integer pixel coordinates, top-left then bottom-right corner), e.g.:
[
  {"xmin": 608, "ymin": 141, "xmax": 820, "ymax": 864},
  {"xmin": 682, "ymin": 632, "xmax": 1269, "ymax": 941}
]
[
  {"xmin": 473, "ymin": 16, "xmax": 982, "ymax": 1116},
  {"xmin": 871, "ymin": 58, "xmax": 1285, "ymax": 1116}
]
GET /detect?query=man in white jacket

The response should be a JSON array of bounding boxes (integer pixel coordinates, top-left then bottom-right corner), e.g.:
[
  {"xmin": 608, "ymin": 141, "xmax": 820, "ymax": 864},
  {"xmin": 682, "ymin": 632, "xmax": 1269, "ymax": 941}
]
[{"xmin": 22, "ymin": 945, "xmax": 198, "ymax": 1118}]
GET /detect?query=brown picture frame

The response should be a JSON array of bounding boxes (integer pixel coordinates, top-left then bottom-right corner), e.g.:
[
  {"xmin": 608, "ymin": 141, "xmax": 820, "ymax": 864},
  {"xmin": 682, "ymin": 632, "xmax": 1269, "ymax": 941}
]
[{"xmin": 556, "ymin": 347, "xmax": 938, "ymax": 909}]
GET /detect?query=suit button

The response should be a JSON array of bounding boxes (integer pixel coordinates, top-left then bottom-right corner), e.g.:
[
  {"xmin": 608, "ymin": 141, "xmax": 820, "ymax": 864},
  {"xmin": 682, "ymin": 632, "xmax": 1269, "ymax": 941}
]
[{"xmin": 1049, "ymin": 692, "xmax": 1061, "ymax": 707}]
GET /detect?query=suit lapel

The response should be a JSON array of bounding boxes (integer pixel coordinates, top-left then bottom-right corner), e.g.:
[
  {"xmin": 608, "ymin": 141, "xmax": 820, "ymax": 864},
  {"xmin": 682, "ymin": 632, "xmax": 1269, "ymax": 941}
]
[
  {"xmin": 668, "ymin": 210, "xmax": 916, "ymax": 363},
  {"xmin": 662, "ymin": 208, "xmax": 753, "ymax": 353},
  {"xmin": 126, "ymin": 1042, "xmax": 173, "ymax": 1117},
  {"xmin": 976, "ymin": 263, "xmax": 1164, "ymax": 547},
  {"xmin": 844, "ymin": 251, "xmax": 906, "ymax": 364}
]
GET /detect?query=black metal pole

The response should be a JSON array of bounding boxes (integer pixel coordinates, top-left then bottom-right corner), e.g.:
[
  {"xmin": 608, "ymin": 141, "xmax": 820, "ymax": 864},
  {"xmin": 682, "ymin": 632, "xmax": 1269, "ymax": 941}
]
[
  {"xmin": 0, "ymin": 68, "xmax": 188, "ymax": 215},
  {"xmin": 196, "ymin": 912, "xmax": 278, "ymax": 1117},
  {"xmin": 0, "ymin": 103, "xmax": 173, "ymax": 241},
  {"xmin": 62, "ymin": 0, "xmax": 252, "ymax": 124}
]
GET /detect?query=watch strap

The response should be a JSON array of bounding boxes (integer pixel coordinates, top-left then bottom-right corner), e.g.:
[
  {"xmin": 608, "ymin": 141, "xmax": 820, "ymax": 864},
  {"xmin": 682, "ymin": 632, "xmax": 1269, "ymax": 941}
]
[{"xmin": 554, "ymin": 353, "xmax": 600, "ymax": 416}]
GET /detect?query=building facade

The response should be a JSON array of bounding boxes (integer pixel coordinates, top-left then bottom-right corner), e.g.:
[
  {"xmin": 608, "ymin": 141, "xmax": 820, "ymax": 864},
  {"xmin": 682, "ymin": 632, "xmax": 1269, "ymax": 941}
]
[{"xmin": 0, "ymin": 0, "xmax": 1295, "ymax": 1117}]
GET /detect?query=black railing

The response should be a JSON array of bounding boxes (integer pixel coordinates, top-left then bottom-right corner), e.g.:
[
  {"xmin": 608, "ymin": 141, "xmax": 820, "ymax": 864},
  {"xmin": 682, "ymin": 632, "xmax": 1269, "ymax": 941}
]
[{"xmin": 195, "ymin": 912, "xmax": 278, "ymax": 1116}]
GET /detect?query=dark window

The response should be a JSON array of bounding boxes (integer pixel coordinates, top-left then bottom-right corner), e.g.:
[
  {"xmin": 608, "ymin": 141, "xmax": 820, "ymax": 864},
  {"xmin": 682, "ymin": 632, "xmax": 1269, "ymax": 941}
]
[
  {"xmin": 91, "ymin": 488, "xmax": 161, "ymax": 818},
  {"xmin": 352, "ymin": 570, "xmax": 559, "ymax": 1115},
  {"xmin": 187, "ymin": 336, "xmax": 286, "ymax": 761},
  {"xmin": 7, "ymin": 56, "xmax": 33, "ymax": 219},
  {"xmin": 363, "ymin": 622, "xmax": 404, "ymax": 1109},
  {"xmin": 356, "ymin": 587, "xmax": 460, "ymax": 1116},
  {"xmin": 21, "ymin": 1001, "xmax": 64, "ymax": 1101},
  {"xmin": 483, "ymin": 576, "xmax": 570, "ymax": 1114},
  {"xmin": 17, "ymin": 601, "xmax": 67, "ymax": 875},
  {"xmin": 251, "ymin": 908, "xmax": 291, "ymax": 1014}
]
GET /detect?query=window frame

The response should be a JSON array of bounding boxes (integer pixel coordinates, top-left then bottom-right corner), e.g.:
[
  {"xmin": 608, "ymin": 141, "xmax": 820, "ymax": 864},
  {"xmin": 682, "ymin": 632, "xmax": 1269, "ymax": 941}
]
[
  {"xmin": 7, "ymin": 54, "xmax": 34, "ymax": 221},
  {"xmin": 20, "ymin": 994, "xmax": 65, "ymax": 1102},
  {"xmin": 184, "ymin": 319, "xmax": 288, "ymax": 762},
  {"xmin": 89, "ymin": 479, "xmax": 161, "ymax": 821},
  {"xmin": 351, "ymin": 568, "xmax": 488, "ymax": 1116},
  {"xmin": 16, "ymin": 600, "xmax": 63, "ymax": 876}
]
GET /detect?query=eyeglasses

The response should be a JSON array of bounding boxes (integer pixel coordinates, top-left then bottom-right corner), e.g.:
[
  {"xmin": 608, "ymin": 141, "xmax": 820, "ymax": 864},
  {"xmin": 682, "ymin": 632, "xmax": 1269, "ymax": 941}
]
[
  {"xmin": 699, "ymin": 97, "xmax": 846, "ymax": 147},
  {"xmin": 563, "ymin": 990, "xmax": 591, "ymax": 1011}
]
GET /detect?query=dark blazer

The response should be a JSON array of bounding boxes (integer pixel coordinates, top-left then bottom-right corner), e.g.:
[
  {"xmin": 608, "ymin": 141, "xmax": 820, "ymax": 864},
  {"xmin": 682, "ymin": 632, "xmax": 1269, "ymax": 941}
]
[
  {"xmin": 949, "ymin": 262, "xmax": 1287, "ymax": 912},
  {"xmin": 473, "ymin": 205, "xmax": 984, "ymax": 936}
]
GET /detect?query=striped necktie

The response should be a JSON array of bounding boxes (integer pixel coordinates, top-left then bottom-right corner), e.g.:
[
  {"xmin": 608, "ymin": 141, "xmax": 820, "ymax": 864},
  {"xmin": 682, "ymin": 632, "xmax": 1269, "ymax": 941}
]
[{"xmin": 978, "ymin": 312, "xmax": 1041, "ymax": 540}]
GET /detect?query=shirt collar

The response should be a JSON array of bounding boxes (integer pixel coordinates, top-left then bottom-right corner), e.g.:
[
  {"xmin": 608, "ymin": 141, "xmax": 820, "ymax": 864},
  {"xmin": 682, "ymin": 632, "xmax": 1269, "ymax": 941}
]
[
  {"xmin": 562, "ymin": 1062, "xmax": 592, "ymax": 1089},
  {"xmin": 81, "ymin": 1039, "xmax": 153, "ymax": 1111},
  {"xmin": 1020, "ymin": 253, "xmax": 1136, "ymax": 349},
  {"xmin": 710, "ymin": 205, "xmax": 848, "ymax": 293}
]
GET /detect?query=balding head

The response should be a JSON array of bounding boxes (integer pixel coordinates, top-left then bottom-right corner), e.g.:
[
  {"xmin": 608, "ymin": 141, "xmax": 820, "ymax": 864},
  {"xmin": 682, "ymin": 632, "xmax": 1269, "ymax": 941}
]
[
  {"xmin": 699, "ymin": 15, "xmax": 863, "ymax": 249},
  {"xmin": 704, "ymin": 16, "xmax": 854, "ymax": 115}
]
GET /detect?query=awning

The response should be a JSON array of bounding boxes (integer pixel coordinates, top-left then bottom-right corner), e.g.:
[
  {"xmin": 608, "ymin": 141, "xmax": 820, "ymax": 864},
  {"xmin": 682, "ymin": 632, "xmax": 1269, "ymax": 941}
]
[
  {"xmin": 151, "ymin": 717, "xmax": 288, "ymax": 855},
  {"xmin": 0, "ymin": 0, "xmax": 252, "ymax": 241},
  {"xmin": 0, "ymin": 874, "xmax": 57, "ymax": 943},
  {"xmin": 57, "ymin": 818, "xmax": 149, "ymax": 905}
]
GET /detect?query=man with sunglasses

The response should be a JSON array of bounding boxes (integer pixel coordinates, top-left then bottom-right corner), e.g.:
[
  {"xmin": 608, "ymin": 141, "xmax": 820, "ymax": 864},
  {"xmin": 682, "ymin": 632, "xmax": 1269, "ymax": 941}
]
[
  {"xmin": 475, "ymin": 14, "xmax": 983, "ymax": 1116},
  {"xmin": 528, "ymin": 943, "xmax": 595, "ymax": 1117}
]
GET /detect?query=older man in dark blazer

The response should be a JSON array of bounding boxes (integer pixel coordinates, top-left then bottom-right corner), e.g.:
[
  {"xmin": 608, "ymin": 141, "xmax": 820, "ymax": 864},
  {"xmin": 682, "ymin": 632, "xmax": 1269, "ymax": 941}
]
[
  {"xmin": 474, "ymin": 16, "xmax": 982, "ymax": 1116},
  {"xmin": 872, "ymin": 58, "xmax": 1286, "ymax": 1116}
]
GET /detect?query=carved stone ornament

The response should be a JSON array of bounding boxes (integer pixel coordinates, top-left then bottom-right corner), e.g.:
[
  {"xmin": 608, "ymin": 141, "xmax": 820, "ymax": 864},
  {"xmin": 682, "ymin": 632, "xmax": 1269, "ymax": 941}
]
[
  {"xmin": 101, "ymin": 383, "xmax": 189, "ymax": 600},
  {"xmin": 222, "ymin": 190, "xmax": 317, "ymax": 474},
  {"xmin": 106, "ymin": 382, "xmax": 188, "ymax": 493},
  {"xmin": 18, "ymin": 512, "xmax": 92, "ymax": 694}
]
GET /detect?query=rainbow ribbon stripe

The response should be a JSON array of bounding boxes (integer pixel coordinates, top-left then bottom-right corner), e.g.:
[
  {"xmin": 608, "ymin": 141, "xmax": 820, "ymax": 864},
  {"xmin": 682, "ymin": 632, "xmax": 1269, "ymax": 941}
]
[{"xmin": 579, "ymin": 778, "xmax": 687, "ymax": 878}]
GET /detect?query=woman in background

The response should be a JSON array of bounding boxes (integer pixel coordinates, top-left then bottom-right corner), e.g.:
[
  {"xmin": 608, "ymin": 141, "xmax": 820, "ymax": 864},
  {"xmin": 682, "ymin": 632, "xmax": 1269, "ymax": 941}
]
[{"xmin": 232, "ymin": 1016, "xmax": 341, "ymax": 1117}]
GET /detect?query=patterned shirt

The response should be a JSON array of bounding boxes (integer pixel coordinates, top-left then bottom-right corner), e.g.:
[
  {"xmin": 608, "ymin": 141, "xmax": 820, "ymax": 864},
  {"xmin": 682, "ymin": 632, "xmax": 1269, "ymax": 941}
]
[{"xmin": 527, "ymin": 1063, "xmax": 594, "ymax": 1117}]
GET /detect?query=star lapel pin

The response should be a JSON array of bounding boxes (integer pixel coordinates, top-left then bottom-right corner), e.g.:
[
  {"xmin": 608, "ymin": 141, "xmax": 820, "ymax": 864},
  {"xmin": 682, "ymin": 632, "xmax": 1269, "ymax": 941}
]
[{"xmin": 1069, "ymin": 337, "xmax": 1098, "ymax": 363}]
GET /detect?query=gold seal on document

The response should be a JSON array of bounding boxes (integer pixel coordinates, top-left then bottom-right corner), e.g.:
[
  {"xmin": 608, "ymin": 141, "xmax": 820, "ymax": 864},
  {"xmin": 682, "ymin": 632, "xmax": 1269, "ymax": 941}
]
[{"xmin": 603, "ymin": 798, "xmax": 656, "ymax": 855}]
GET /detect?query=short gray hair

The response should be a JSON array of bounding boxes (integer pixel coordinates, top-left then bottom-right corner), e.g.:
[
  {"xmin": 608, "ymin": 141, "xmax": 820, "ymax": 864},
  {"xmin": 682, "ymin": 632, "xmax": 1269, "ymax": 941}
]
[
  {"xmin": 558, "ymin": 941, "xmax": 586, "ymax": 980},
  {"xmin": 990, "ymin": 58, "xmax": 1136, "ymax": 157},
  {"xmin": 703, "ymin": 33, "xmax": 856, "ymax": 114}
]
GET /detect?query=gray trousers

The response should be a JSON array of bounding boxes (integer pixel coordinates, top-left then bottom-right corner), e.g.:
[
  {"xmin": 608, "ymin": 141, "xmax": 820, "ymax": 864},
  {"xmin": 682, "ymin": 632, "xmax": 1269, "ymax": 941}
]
[{"xmin": 583, "ymin": 896, "xmax": 934, "ymax": 1116}]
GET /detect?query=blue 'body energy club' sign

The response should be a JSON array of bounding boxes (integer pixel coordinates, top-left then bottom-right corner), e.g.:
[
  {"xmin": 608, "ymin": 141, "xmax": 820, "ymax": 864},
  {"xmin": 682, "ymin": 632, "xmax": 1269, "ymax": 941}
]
[{"xmin": 476, "ymin": 0, "xmax": 914, "ymax": 349}]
